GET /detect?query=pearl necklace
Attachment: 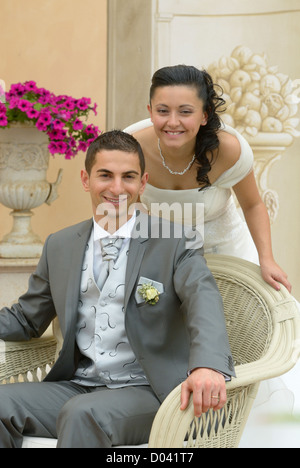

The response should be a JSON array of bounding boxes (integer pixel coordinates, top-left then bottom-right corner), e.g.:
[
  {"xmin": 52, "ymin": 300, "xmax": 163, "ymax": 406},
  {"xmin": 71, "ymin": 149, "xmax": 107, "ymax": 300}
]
[{"xmin": 158, "ymin": 139, "xmax": 196, "ymax": 176}]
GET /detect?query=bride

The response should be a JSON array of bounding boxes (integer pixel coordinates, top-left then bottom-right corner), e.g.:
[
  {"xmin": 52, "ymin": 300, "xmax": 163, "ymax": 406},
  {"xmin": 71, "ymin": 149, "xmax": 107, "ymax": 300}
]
[
  {"xmin": 124, "ymin": 64, "xmax": 299, "ymax": 447},
  {"xmin": 125, "ymin": 64, "xmax": 290, "ymax": 292}
]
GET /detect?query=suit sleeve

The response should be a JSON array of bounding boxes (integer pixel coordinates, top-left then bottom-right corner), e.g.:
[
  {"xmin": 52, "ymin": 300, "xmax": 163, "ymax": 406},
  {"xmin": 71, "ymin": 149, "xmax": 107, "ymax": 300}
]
[
  {"xmin": 0, "ymin": 236, "xmax": 56, "ymax": 341},
  {"xmin": 173, "ymin": 238, "xmax": 235, "ymax": 378}
]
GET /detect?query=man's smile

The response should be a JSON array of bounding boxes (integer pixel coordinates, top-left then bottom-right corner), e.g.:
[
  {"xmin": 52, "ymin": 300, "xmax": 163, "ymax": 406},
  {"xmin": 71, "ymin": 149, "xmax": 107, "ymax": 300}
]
[{"xmin": 103, "ymin": 195, "xmax": 128, "ymax": 206}]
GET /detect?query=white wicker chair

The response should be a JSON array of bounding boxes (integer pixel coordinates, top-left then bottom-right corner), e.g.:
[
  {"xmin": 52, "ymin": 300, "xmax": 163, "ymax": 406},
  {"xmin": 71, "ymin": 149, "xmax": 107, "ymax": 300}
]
[{"xmin": 1, "ymin": 255, "xmax": 299, "ymax": 448}]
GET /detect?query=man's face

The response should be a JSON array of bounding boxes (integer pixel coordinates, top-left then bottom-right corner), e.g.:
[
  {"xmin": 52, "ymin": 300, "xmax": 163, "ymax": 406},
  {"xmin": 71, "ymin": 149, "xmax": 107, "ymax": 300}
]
[{"xmin": 81, "ymin": 149, "xmax": 148, "ymax": 230}]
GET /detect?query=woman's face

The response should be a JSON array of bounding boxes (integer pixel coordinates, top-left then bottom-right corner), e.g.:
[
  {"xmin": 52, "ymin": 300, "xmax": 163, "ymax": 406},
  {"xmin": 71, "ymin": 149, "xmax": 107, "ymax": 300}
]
[{"xmin": 148, "ymin": 85, "xmax": 208, "ymax": 151}]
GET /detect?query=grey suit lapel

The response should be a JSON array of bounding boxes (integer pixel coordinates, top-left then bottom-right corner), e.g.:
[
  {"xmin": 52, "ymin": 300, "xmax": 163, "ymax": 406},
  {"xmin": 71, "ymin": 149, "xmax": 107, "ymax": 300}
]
[
  {"xmin": 124, "ymin": 213, "xmax": 149, "ymax": 309},
  {"xmin": 64, "ymin": 219, "xmax": 93, "ymax": 332}
]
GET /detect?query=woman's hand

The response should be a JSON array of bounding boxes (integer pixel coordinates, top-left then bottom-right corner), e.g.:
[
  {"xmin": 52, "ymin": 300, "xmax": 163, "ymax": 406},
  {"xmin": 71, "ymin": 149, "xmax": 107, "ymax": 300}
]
[
  {"xmin": 260, "ymin": 259, "xmax": 292, "ymax": 293},
  {"xmin": 234, "ymin": 172, "xmax": 292, "ymax": 294}
]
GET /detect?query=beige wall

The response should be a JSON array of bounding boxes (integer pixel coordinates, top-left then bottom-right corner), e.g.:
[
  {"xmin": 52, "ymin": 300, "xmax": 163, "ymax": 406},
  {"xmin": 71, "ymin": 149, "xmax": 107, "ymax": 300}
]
[{"xmin": 0, "ymin": 0, "xmax": 107, "ymax": 242}]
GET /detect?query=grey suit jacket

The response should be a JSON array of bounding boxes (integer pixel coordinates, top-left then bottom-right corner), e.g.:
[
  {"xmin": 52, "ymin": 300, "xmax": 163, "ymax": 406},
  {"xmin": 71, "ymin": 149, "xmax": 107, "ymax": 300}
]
[{"xmin": 0, "ymin": 214, "xmax": 235, "ymax": 402}]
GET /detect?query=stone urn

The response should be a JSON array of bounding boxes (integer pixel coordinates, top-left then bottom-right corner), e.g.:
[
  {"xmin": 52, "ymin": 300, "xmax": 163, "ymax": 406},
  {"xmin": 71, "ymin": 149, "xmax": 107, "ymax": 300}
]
[
  {"xmin": 0, "ymin": 123, "xmax": 63, "ymax": 258},
  {"xmin": 207, "ymin": 46, "xmax": 300, "ymax": 223}
]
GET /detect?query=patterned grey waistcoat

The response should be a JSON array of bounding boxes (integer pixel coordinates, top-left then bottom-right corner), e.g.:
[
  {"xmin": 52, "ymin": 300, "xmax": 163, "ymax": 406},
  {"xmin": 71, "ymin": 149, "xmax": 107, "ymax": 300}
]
[{"xmin": 73, "ymin": 238, "xmax": 148, "ymax": 388}]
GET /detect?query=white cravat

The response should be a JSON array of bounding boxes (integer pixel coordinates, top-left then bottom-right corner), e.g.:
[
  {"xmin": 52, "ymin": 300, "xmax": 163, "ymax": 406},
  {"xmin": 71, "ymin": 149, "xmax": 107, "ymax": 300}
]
[{"xmin": 97, "ymin": 237, "xmax": 123, "ymax": 291}]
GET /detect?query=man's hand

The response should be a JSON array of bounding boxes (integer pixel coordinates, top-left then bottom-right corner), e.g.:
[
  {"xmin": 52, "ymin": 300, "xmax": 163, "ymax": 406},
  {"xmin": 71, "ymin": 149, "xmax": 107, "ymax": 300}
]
[{"xmin": 180, "ymin": 367, "xmax": 227, "ymax": 417}]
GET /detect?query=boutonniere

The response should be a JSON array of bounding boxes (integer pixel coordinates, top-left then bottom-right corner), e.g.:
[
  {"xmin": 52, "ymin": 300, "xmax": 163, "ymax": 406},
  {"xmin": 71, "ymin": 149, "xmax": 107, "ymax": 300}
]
[{"xmin": 138, "ymin": 283, "xmax": 160, "ymax": 305}]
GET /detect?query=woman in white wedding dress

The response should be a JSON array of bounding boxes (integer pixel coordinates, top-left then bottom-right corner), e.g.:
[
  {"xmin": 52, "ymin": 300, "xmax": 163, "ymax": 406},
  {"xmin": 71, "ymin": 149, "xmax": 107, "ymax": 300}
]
[{"xmin": 124, "ymin": 64, "xmax": 300, "ymax": 447}]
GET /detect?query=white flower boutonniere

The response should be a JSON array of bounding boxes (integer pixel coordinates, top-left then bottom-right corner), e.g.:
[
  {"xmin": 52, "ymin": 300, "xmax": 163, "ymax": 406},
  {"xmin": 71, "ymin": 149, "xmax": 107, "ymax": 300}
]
[{"xmin": 138, "ymin": 283, "xmax": 160, "ymax": 306}]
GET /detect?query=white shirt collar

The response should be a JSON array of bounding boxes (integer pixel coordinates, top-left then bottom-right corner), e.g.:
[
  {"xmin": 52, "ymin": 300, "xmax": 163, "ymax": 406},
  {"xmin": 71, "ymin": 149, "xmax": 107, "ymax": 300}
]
[{"xmin": 93, "ymin": 212, "xmax": 137, "ymax": 241}]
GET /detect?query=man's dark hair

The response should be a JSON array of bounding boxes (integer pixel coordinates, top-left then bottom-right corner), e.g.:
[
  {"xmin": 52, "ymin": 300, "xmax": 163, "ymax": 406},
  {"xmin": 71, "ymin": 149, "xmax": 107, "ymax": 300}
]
[{"xmin": 85, "ymin": 130, "xmax": 145, "ymax": 176}]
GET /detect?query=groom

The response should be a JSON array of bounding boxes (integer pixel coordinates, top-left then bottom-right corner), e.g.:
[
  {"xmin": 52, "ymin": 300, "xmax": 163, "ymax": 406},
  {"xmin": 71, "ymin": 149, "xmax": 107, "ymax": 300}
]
[{"xmin": 0, "ymin": 130, "xmax": 235, "ymax": 448}]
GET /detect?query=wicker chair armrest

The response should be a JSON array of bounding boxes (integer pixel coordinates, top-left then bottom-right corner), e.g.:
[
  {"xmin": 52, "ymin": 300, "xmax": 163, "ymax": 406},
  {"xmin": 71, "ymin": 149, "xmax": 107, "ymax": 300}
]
[
  {"xmin": 148, "ymin": 378, "xmax": 259, "ymax": 448},
  {"xmin": 149, "ymin": 325, "xmax": 300, "ymax": 450},
  {"xmin": 0, "ymin": 336, "xmax": 57, "ymax": 384},
  {"xmin": 227, "ymin": 355, "xmax": 296, "ymax": 390}
]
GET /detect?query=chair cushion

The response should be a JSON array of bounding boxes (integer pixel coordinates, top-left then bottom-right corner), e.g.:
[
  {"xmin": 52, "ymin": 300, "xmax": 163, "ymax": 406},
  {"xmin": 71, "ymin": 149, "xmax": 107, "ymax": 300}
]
[
  {"xmin": 22, "ymin": 436, "xmax": 57, "ymax": 448},
  {"xmin": 22, "ymin": 436, "xmax": 148, "ymax": 448}
]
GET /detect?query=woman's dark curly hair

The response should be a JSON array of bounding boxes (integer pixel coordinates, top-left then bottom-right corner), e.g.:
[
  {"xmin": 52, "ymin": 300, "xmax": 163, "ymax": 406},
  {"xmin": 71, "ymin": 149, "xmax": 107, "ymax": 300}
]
[{"xmin": 149, "ymin": 65, "xmax": 225, "ymax": 188}]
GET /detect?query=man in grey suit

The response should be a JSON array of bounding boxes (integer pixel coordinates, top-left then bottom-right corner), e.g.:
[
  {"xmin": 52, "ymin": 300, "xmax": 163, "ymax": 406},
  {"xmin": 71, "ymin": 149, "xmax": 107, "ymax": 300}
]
[{"xmin": 0, "ymin": 130, "xmax": 234, "ymax": 448}]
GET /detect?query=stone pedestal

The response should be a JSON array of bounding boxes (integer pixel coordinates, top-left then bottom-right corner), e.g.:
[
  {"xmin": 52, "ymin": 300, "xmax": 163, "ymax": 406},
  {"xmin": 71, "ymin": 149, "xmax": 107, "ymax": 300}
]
[
  {"xmin": 0, "ymin": 258, "xmax": 39, "ymax": 308},
  {"xmin": 0, "ymin": 258, "xmax": 53, "ymax": 337}
]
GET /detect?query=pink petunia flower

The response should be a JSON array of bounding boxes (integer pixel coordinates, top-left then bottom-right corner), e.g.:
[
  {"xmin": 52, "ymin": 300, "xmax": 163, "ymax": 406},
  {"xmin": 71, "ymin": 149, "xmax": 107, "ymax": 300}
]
[
  {"xmin": 76, "ymin": 97, "xmax": 90, "ymax": 111},
  {"xmin": 56, "ymin": 141, "xmax": 68, "ymax": 154},
  {"xmin": 85, "ymin": 124, "xmax": 97, "ymax": 135},
  {"xmin": 64, "ymin": 98, "xmax": 76, "ymax": 111},
  {"xmin": 37, "ymin": 111, "xmax": 52, "ymax": 126},
  {"xmin": 36, "ymin": 120, "xmax": 48, "ymax": 131},
  {"xmin": 17, "ymin": 100, "xmax": 32, "ymax": 113},
  {"xmin": 8, "ymin": 97, "xmax": 21, "ymax": 109},
  {"xmin": 52, "ymin": 118, "xmax": 65, "ymax": 130},
  {"xmin": 37, "ymin": 88, "xmax": 52, "ymax": 105},
  {"xmin": 48, "ymin": 128, "xmax": 67, "ymax": 141},
  {"xmin": 92, "ymin": 103, "xmax": 98, "ymax": 115},
  {"xmin": 48, "ymin": 141, "xmax": 59, "ymax": 155},
  {"xmin": 9, "ymin": 83, "xmax": 25, "ymax": 97},
  {"xmin": 73, "ymin": 118, "xmax": 83, "ymax": 131},
  {"xmin": 64, "ymin": 148, "xmax": 75, "ymax": 159},
  {"xmin": 78, "ymin": 141, "xmax": 88, "ymax": 152},
  {"xmin": 24, "ymin": 81, "xmax": 38, "ymax": 93},
  {"xmin": 26, "ymin": 108, "xmax": 40, "ymax": 119},
  {"xmin": 0, "ymin": 114, "xmax": 8, "ymax": 126}
]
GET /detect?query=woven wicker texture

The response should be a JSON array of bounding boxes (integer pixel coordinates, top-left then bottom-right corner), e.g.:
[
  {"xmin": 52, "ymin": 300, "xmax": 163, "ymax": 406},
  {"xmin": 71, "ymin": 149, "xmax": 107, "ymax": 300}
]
[
  {"xmin": 1, "ymin": 254, "xmax": 299, "ymax": 448},
  {"xmin": 0, "ymin": 337, "xmax": 57, "ymax": 384}
]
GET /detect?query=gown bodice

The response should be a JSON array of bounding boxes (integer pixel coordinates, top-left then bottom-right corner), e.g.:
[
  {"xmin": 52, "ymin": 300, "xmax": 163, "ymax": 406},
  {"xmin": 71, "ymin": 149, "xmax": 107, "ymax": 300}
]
[{"xmin": 137, "ymin": 123, "xmax": 258, "ymax": 262}]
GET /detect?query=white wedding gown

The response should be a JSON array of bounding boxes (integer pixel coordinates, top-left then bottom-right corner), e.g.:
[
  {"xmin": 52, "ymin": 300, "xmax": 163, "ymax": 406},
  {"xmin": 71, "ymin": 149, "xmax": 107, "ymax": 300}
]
[{"xmin": 125, "ymin": 119, "xmax": 300, "ymax": 447}]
